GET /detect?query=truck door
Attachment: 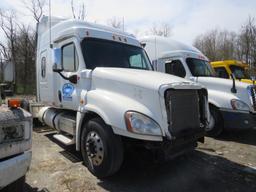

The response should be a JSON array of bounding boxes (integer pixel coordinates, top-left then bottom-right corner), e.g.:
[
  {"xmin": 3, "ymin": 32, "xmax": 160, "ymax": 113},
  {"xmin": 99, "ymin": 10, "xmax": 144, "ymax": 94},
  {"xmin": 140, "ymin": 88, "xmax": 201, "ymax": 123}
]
[
  {"xmin": 39, "ymin": 50, "xmax": 55, "ymax": 103},
  {"xmin": 55, "ymin": 38, "xmax": 83, "ymax": 110}
]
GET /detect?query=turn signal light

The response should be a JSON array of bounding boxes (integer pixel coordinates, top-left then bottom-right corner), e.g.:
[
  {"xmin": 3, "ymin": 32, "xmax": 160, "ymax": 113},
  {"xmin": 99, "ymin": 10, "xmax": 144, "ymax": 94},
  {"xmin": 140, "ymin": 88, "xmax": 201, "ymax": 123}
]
[{"xmin": 8, "ymin": 99, "xmax": 21, "ymax": 108}]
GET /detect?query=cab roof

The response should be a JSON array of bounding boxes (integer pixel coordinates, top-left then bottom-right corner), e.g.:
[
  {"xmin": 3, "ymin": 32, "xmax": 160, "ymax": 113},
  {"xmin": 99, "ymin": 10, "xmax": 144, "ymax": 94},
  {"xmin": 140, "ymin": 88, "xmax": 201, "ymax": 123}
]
[
  {"xmin": 140, "ymin": 36, "xmax": 208, "ymax": 61},
  {"xmin": 211, "ymin": 60, "xmax": 249, "ymax": 68},
  {"xmin": 38, "ymin": 17, "xmax": 140, "ymax": 48}
]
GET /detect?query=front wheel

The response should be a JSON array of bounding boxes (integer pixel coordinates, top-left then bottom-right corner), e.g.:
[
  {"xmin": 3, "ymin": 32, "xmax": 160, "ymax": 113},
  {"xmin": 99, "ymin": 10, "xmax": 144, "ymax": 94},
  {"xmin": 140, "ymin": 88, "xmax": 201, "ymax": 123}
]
[
  {"xmin": 206, "ymin": 106, "xmax": 223, "ymax": 137},
  {"xmin": 81, "ymin": 117, "xmax": 124, "ymax": 178}
]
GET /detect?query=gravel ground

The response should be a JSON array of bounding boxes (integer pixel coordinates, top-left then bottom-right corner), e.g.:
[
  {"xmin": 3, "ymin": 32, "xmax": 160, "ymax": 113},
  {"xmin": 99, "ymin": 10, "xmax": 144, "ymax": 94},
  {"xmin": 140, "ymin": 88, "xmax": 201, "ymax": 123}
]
[{"xmin": 25, "ymin": 127, "xmax": 256, "ymax": 192}]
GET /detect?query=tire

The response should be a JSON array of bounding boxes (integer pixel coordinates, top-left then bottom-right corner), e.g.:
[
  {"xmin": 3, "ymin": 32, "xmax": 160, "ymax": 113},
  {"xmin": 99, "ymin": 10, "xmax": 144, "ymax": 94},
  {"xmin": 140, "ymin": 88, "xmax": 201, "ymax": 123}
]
[
  {"xmin": 81, "ymin": 117, "xmax": 124, "ymax": 178},
  {"xmin": 2, "ymin": 176, "xmax": 25, "ymax": 192},
  {"xmin": 206, "ymin": 106, "xmax": 223, "ymax": 137}
]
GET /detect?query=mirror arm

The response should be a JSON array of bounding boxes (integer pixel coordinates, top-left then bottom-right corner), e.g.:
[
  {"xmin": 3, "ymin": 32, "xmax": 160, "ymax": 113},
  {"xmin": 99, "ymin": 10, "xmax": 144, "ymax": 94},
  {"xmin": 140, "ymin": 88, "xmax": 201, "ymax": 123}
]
[
  {"xmin": 57, "ymin": 72, "xmax": 77, "ymax": 84},
  {"xmin": 57, "ymin": 71, "xmax": 70, "ymax": 81},
  {"xmin": 231, "ymin": 73, "xmax": 237, "ymax": 93}
]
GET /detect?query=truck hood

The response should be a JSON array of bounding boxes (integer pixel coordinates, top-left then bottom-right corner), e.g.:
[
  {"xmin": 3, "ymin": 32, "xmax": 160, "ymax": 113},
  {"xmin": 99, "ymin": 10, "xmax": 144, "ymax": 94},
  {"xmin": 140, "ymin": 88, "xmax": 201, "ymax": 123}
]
[
  {"xmin": 196, "ymin": 77, "xmax": 248, "ymax": 92},
  {"xmin": 92, "ymin": 68, "xmax": 197, "ymax": 91},
  {"xmin": 196, "ymin": 77, "xmax": 252, "ymax": 109}
]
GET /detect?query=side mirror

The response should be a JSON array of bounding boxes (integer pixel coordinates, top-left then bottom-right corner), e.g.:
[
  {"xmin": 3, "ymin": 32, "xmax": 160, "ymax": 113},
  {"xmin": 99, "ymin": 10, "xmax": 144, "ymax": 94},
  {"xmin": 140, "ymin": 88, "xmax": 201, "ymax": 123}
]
[
  {"xmin": 230, "ymin": 73, "xmax": 237, "ymax": 93},
  {"xmin": 52, "ymin": 48, "xmax": 63, "ymax": 72},
  {"xmin": 68, "ymin": 75, "xmax": 78, "ymax": 84}
]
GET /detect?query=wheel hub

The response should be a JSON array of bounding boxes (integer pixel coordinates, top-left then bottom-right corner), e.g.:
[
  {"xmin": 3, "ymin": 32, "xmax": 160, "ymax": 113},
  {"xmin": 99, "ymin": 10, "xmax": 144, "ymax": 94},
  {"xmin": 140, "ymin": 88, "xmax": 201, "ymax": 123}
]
[{"xmin": 86, "ymin": 131, "xmax": 104, "ymax": 166}]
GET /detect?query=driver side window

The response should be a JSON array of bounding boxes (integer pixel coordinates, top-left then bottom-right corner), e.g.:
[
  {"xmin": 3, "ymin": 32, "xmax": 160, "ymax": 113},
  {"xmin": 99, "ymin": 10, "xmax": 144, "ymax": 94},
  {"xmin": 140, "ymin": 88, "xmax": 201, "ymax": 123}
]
[
  {"xmin": 62, "ymin": 43, "xmax": 79, "ymax": 72},
  {"xmin": 214, "ymin": 67, "xmax": 229, "ymax": 79},
  {"xmin": 165, "ymin": 60, "xmax": 186, "ymax": 78}
]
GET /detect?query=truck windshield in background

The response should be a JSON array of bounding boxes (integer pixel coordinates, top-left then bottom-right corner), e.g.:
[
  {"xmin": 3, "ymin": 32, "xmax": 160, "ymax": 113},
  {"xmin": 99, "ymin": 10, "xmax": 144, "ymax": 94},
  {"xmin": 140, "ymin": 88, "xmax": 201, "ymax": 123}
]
[
  {"xmin": 230, "ymin": 65, "xmax": 250, "ymax": 79},
  {"xmin": 81, "ymin": 38, "xmax": 152, "ymax": 70},
  {"xmin": 186, "ymin": 58, "xmax": 215, "ymax": 77}
]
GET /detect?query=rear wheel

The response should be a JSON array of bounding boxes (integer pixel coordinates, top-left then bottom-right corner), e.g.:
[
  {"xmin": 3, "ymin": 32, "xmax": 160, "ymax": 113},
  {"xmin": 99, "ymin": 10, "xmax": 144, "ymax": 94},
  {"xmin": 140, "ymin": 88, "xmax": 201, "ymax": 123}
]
[
  {"xmin": 206, "ymin": 106, "xmax": 223, "ymax": 137},
  {"xmin": 81, "ymin": 117, "xmax": 124, "ymax": 178}
]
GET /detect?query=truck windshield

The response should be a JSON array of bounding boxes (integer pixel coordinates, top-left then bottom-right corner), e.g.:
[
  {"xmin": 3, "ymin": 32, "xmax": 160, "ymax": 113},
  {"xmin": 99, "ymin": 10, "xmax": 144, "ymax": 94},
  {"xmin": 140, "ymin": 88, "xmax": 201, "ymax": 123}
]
[
  {"xmin": 81, "ymin": 38, "xmax": 152, "ymax": 70},
  {"xmin": 230, "ymin": 65, "xmax": 250, "ymax": 79},
  {"xmin": 186, "ymin": 58, "xmax": 215, "ymax": 77}
]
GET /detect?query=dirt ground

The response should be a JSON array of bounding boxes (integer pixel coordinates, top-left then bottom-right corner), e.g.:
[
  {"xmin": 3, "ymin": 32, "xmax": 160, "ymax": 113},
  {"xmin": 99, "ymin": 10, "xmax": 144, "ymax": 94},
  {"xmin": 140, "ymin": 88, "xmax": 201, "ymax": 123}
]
[{"xmin": 24, "ymin": 126, "xmax": 256, "ymax": 192}]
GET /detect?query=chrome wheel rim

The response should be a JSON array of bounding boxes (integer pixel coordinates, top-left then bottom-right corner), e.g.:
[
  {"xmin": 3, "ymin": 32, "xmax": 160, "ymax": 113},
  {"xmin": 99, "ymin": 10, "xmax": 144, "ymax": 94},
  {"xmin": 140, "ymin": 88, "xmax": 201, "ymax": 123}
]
[{"xmin": 86, "ymin": 131, "xmax": 104, "ymax": 166}]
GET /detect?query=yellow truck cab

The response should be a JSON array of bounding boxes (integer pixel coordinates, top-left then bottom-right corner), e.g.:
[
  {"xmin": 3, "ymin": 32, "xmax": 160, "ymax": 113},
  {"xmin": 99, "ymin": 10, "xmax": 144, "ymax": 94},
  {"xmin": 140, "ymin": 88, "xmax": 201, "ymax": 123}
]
[{"xmin": 211, "ymin": 60, "xmax": 253, "ymax": 84}]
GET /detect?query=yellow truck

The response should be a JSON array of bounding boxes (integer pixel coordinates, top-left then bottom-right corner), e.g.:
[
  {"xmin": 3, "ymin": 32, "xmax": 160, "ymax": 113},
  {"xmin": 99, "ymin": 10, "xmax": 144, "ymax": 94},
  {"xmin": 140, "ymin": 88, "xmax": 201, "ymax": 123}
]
[{"xmin": 211, "ymin": 60, "xmax": 254, "ymax": 84}]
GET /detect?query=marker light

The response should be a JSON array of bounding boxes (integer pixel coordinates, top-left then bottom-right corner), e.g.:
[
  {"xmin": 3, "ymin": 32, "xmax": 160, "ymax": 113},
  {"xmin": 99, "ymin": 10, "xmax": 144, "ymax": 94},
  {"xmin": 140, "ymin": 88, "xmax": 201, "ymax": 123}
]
[{"xmin": 8, "ymin": 99, "xmax": 21, "ymax": 108}]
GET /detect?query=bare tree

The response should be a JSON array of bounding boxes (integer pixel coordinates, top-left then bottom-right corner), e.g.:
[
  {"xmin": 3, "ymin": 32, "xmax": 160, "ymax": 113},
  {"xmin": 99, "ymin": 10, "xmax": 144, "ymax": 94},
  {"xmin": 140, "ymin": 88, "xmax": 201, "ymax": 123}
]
[
  {"xmin": 107, "ymin": 17, "xmax": 122, "ymax": 29},
  {"xmin": 71, "ymin": 0, "xmax": 86, "ymax": 20},
  {"xmin": 23, "ymin": 0, "xmax": 46, "ymax": 23},
  {"xmin": 194, "ymin": 16, "xmax": 256, "ymax": 68},
  {"xmin": 0, "ymin": 8, "xmax": 38, "ymax": 93},
  {"xmin": 150, "ymin": 23, "xmax": 172, "ymax": 37},
  {"xmin": 239, "ymin": 16, "xmax": 256, "ymax": 65},
  {"xmin": 0, "ymin": 10, "xmax": 18, "ymax": 83},
  {"xmin": 194, "ymin": 29, "xmax": 219, "ymax": 61}
]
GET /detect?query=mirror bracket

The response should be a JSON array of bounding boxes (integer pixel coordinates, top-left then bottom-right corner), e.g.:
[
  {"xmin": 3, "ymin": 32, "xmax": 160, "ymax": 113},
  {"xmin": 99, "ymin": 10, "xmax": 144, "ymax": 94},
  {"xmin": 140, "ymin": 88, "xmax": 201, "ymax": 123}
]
[{"xmin": 57, "ymin": 72, "xmax": 77, "ymax": 84}]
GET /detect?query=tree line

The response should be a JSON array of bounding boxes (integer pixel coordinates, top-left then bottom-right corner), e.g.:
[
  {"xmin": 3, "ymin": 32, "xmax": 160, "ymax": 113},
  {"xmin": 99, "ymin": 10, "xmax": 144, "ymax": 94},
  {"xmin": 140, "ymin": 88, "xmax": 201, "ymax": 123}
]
[
  {"xmin": 0, "ymin": 0, "xmax": 171, "ymax": 95},
  {"xmin": 1, "ymin": 0, "xmax": 254, "ymax": 95},
  {"xmin": 0, "ymin": 0, "xmax": 86, "ymax": 94},
  {"xmin": 193, "ymin": 17, "xmax": 256, "ymax": 67},
  {"xmin": 0, "ymin": 0, "xmax": 45, "ymax": 94}
]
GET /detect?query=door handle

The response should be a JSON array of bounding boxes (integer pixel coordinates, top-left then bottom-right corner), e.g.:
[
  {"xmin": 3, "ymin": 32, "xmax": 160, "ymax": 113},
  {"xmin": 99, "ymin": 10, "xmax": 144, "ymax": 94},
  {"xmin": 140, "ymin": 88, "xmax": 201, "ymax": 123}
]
[{"xmin": 58, "ymin": 90, "xmax": 62, "ymax": 102}]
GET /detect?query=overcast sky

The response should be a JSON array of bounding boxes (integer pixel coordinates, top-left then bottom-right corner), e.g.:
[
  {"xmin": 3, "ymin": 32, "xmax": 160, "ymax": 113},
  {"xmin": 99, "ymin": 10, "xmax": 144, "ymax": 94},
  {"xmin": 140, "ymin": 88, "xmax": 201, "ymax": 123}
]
[{"xmin": 0, "ymin": 0, "xmax": 256, "ymax": 44}]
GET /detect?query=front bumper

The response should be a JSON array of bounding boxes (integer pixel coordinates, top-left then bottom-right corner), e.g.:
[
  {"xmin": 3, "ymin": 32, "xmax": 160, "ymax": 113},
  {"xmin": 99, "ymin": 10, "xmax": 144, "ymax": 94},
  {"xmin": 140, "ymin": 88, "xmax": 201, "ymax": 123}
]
[
  {"xmin": 220, "ymin": 109, "xmax": 256, "ymax": 130},
  {"xmin": 0, "ymin": 151, "xmax": 32, "ymax": 189}
]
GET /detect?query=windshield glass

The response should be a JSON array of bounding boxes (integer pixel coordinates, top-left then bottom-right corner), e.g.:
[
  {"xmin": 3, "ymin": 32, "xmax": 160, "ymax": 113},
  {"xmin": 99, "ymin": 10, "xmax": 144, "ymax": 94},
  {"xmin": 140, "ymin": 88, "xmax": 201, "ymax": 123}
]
[
  {"xmin": 186, "ymin": 58, "xmax": 215, "ymax": 77},
  {"xmin": 230, "ymin": 65, "xmax": 250, "ymax": 79},
  {"xmin": 81, "ymin": 38, "xmax": 152, "ymax": 70}
]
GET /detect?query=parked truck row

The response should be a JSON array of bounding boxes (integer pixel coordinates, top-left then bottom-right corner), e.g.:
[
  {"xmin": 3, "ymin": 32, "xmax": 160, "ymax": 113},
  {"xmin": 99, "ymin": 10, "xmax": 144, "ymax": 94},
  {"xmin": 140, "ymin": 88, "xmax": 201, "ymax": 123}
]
[
  {"xmin": 34, "ymin": 17, "xmax": 256, "ymax": 177},
  {"xmin": 1, "ymin": 15, "xmax": 256, "ymax": 182}
]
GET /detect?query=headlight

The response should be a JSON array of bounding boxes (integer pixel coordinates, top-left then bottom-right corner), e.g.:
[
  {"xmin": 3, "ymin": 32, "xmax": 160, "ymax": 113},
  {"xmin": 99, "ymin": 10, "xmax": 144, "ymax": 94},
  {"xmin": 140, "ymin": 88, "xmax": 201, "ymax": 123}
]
[
  {"xmin": 125, "ymin": 111, "xmax": 162, "ymax": 136},
  {"xmin": 0, "ymin": 121, "xmax": 30, "ymax": 144},
  {"xmin": 231, "ymin": 99, "xmax": 250, "ymax": 111}
]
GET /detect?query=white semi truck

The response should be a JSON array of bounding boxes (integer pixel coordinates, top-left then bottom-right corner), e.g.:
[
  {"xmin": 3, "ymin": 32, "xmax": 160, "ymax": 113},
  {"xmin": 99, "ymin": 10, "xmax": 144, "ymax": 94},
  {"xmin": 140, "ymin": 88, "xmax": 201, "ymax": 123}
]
[
  {"xmin": 140, "ymin": 36, "xmax": 256, "ymax": 136},
  {"xmin": 0, "ymin": 95, "xmax": 32, "ymax": 191},
  {"xmin": 36, "ymin": 17, "xmax": 209, "ymax": 178}
]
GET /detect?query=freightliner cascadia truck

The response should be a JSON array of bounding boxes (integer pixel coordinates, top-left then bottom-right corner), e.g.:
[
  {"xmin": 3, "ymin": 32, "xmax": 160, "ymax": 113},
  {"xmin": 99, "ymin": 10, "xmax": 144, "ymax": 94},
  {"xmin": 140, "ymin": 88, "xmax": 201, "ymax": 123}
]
[
  {"xmin": 140, "ymin": 36, "xmax": 256, "ymax": 137},
  {"xmin": 36, "ymin": 17, "xmax": 209, "ymax": 178}
]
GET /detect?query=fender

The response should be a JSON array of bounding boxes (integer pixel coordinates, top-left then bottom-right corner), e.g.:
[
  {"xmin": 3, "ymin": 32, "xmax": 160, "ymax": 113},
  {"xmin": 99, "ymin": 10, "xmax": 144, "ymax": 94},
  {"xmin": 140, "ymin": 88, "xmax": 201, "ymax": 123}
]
[
  {"xmin": 75, "ymin": 89, "xmax": 163, "ymax": 151},
  {"xmin": 208, "ymin": 89, "xmax": 238, "ymax": 110}
]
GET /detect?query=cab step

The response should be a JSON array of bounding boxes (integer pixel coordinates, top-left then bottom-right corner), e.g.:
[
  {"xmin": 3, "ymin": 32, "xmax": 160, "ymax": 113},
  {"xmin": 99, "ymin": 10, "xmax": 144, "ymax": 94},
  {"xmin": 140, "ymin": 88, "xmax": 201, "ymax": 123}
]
[{"xmin": 53, "ymin": 134, "xmax": 75, "ymax": 145}]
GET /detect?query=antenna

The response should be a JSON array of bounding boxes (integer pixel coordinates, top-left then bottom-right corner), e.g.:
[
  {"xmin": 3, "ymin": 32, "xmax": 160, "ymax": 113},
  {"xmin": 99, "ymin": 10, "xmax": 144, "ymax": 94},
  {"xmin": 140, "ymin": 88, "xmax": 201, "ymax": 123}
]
[
  {"xmin": 49, "ymin": 0, "xmax": 53, "ymax": 48},
  {"xmin": 122, "ymin": 16, "xmax": 125, "ymax": 32},
  {"xmin": 154, "ymin": 36, "xmax": 158, "ymax": 70}
]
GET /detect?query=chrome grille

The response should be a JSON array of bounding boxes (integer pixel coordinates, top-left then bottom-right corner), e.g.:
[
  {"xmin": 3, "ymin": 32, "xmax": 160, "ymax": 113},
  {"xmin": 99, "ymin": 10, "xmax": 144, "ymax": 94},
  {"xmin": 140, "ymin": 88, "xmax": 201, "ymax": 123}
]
[{"xmin": 165, "ymin": 89, "xmax": 202, "ymax": 138}]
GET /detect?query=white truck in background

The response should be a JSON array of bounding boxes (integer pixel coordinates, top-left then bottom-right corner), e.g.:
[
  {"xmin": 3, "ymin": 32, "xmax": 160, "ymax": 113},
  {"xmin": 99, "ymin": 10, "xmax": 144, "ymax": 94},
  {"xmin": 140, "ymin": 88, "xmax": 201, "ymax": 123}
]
[
  {"xmin": 0, "ymin": 94, "xmax": 32, "ymax": 191},
  {"xmin": 35, "ymin": 17, "xmax": 209, "ymax": 178},
  {"xmin": 140, "ymin": 36, "xmax": 256, "ymax": 136}
]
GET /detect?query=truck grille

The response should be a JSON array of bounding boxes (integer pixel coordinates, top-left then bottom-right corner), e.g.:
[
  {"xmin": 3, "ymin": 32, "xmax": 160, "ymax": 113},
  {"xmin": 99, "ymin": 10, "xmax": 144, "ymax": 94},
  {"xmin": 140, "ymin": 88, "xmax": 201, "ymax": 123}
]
[
  {"xmin": 165, "ymin": 89, "xmax": 206, "ymax": 138},
  {"xmin": 248, "ymin": 85, "xmax": 256, "ymax": 111}
]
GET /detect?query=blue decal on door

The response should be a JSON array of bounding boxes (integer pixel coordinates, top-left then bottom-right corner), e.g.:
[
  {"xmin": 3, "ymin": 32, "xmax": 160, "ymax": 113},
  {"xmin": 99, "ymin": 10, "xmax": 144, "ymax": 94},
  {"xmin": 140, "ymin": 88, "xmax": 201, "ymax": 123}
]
[{"xmin": 62, "ymin": 83, "xmax": 74, "ymax": 101}]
